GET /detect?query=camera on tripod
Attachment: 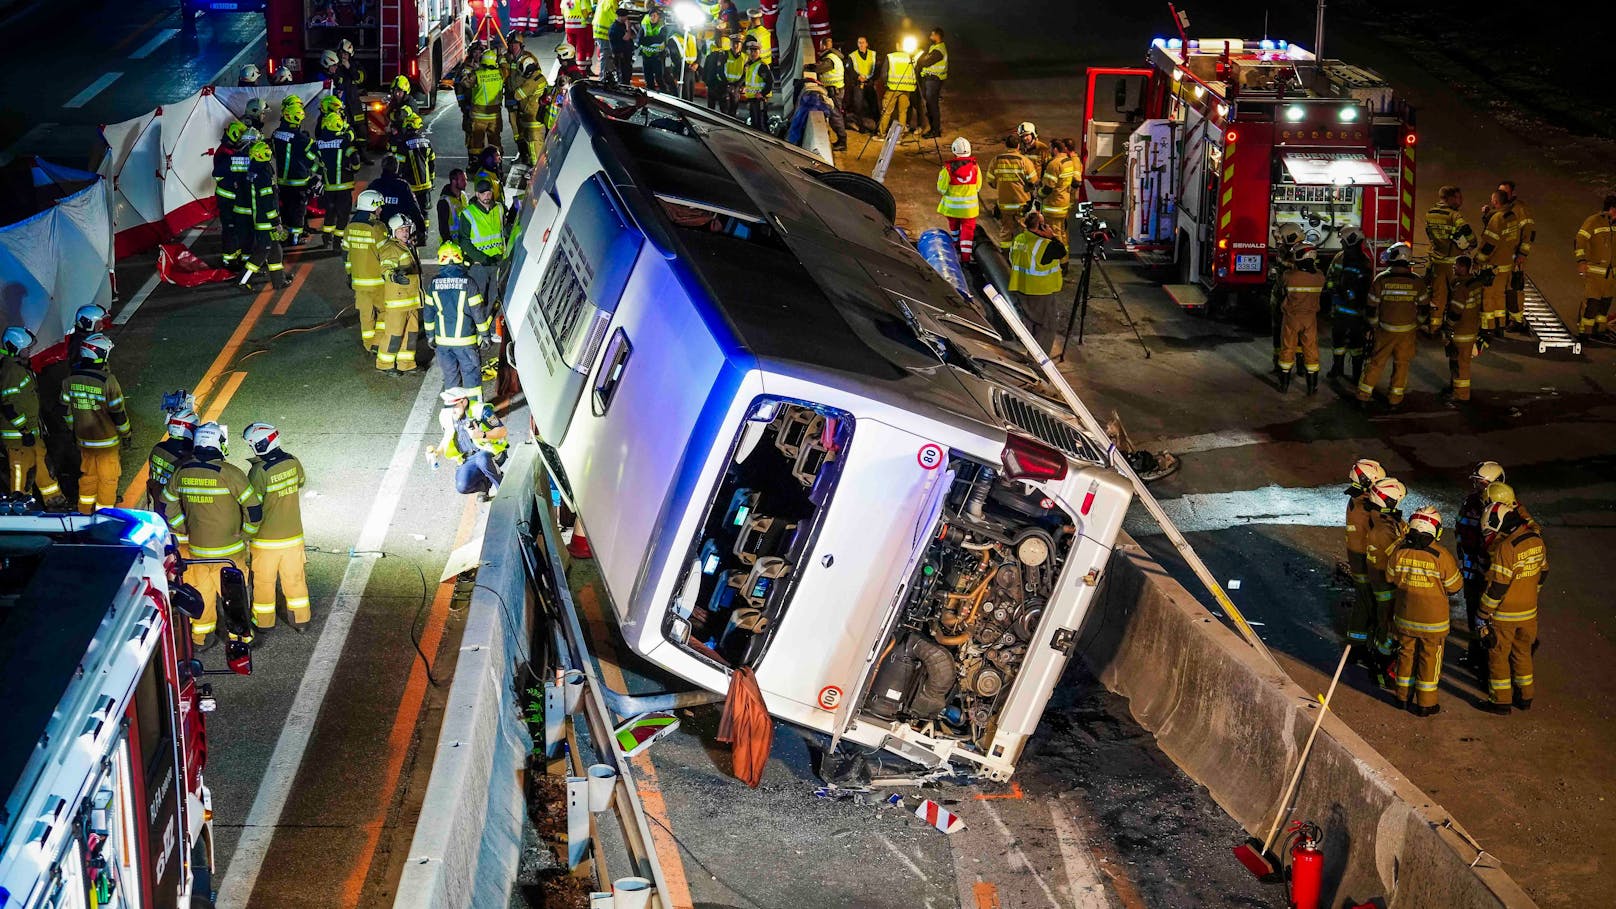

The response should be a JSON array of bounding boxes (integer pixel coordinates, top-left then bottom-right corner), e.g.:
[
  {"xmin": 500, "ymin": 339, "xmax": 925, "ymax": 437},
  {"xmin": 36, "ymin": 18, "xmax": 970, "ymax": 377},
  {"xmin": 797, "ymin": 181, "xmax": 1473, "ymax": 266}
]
[{"xmin": 1074, "ymin": 201, "xmax": 1111, "ymax": 248}]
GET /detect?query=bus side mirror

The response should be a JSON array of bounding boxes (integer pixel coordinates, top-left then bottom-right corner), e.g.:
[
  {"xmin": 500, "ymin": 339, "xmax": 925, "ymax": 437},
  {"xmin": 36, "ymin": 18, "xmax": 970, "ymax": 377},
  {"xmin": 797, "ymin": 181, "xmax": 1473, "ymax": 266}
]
[
  {"xmin": 172, "ymin": 583, "xmax": 206, "ymax": 621},
  {"xmin": 226, "ymin": 640, "xmax": 253, "ymax": 676}
]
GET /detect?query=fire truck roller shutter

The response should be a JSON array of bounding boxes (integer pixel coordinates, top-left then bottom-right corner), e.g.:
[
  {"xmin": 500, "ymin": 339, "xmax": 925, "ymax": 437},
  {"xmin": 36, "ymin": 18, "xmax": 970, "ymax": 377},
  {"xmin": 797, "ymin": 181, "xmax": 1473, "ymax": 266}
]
[{"xmin": 1280, "ymin": 153, "xmax": 1392, "ymax": 187}]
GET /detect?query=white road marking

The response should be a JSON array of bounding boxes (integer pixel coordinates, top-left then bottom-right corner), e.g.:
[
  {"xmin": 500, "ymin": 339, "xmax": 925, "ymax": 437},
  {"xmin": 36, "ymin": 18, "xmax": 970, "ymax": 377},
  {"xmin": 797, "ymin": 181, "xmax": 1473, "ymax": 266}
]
[
  {"xmin": 1154, "ymin": 428, "xmax": 1274, "ymax": 454},
  {"xmin": 130, "ymin": 28, "xmax": 180, "ymax": 59},
  {"xmin": 1126, "ymin": 483, "xmax": 1463, "ymax": 536},
  {"xmin": 0, "ymin": 122, "xmax": 56, "ymax": 164},
  {"xmin": 977, "ymin": 800, "xmax": 1062, "ymax": 907},
  {"xmin": 216, "ymin": 375, "xmax": 444, "ymax": 909},
  {"xmin": 64, "ymin": 72, "xmax": 123, "ymax": 109},
  {"xmin": 209, "ymin": 29, "xmax": 269, "ymax": 87},
  {"xmin": 877, "ymin": 834, "xmax": 927, "ymax": 882},
  {"xmin": 113, "ymin": 226, "xmax": 204, "ymax": 326},
  {"xmin": 1049, "ymin": 805, "xmax": 1113, "ymax": 908}
]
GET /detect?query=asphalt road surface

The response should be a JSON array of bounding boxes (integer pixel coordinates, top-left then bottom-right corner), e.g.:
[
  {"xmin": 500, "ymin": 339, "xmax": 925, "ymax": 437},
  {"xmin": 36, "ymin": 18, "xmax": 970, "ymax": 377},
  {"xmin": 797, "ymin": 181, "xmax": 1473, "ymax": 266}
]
[{"xmin": 863, "ymin": 0, "xmax": 1616, "ymax": 906}]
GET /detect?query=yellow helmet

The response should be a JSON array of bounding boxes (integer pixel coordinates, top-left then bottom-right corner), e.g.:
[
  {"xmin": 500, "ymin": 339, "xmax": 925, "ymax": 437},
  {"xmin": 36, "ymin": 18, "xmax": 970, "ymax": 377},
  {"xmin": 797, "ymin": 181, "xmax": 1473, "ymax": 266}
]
[
  {"xmin": 320, "ymin": 94, "xmax": 345, "ymax": 115},
  {"xmin": 437, "ymin": 241, "xmax": 464, "ymax": 264},
  {"xmin": 224, "ymin": 121, "xmax": 247, "ymax": 144},
  {"xmin": 321, "ymin": 111, "xmax": 347, "ymax": 133},
  {"xmin": 481, "ymin": 49, "xmax": 499, "ymax": 67},
  {"xmin": 1483, "ymin": 481, "xmax": 1516, "ymax": 508},
  {"xmin": 249, "ymin": 140, "xmax": 272, "ymax": 162},
  {"xmin": 282, "ymin": 106, "xmax": 306, "ymax": 128},
  {"xmin": 281, "ymin": 93, "xmax": 304, "ymax": 112},
  {"xmin": 392, "ymin": 74, "xmax": 412, "ymax": 93}
]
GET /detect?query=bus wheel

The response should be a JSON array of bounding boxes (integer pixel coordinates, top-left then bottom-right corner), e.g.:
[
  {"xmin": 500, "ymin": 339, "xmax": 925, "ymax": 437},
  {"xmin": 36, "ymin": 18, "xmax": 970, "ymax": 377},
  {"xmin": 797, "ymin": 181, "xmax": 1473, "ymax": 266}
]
[{"xmin": 809, "ymin": 170, "xmax": 896, "ymax": 225}]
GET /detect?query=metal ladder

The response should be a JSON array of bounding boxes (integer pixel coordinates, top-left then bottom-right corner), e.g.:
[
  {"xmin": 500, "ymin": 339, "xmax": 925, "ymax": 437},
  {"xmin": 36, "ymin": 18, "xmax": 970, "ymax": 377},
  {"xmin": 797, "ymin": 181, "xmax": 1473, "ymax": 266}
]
[{"xmin": 1519, "ymin": 273, "xmax": 1581, "ymax": 355}]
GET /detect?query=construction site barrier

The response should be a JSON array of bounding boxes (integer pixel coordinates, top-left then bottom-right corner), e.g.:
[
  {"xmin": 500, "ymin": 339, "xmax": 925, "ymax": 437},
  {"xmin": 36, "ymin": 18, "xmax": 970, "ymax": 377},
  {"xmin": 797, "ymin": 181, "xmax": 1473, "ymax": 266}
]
[{"xmin": 1080, "ymin": 538, "xmax": 1538, "ymax": 908}]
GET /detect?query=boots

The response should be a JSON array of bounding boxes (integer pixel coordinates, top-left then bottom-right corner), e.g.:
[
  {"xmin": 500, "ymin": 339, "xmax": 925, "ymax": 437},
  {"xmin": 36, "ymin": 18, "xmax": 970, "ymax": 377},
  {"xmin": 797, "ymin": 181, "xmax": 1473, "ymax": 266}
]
[
  {"xmin": 1350, "ymin": 355, "xmax": 1364, "ymax": 385},
  {"xmin": 1277, "ymin": 365, "xmax": 1293, "ymax": 392},
  {"xmin": 1328, "ymin": 358, "xmax": 1344, "ymax": 379},
  {"xmin": 1305, "ymin": 371, "xmax": 1319, "ymax": 395}
]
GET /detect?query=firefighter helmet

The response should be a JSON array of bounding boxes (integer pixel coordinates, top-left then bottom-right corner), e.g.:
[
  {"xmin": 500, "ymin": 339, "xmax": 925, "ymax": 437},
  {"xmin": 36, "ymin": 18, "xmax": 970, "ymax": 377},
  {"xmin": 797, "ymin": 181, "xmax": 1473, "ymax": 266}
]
[
  {"xmin": 355, "ymin": 189, "xmax": 385, "ymax": 213},
  {"xmin": 194, "ymin": 422, "xmax": 227, "ymax": 454},
  {"xmin": 225, "ymin": 121, "xmax": 248, "ymax": 144},
  {"xmin": 320, "ymin": 94, "xmax": 345, "ymax": 115},
  {"xmin": 1349, "ymin": 458, "xmax": 1385, "ymax": 489},
  {"xmin": 387, "ymin": 214, "xmax": 413, "ymax": 236},
  {"xmin": 1470, "ymin": 460, "xmax": 1505, "ymax": 488},
  {"xmin": 557, "ymin": 42, "xmax": 578, "ymax": 62},
  {"xmin": 950, "ymin": 137, "xmax": 971, "ymax": 157},
  {"xmin": 1277, "ymin": 224, "xmax": 1305, "ymax": 247},
  {"xmin": 1366, "ymin": 477, "xmax": 1406, "ymax": 512},
  {"xmin": 1483, "ymin": 481, "xmax": 1516, "ymax": 508},
  {"xmin": 281, "ymin": 93, "xmax": 304, "ymax": 111},
  {"xmin": 321, "ymin": 49, "xmax": 340, "ymax": 68},
  {"xmin": 1341, "ymin": 225, "xmax": 1364, "ymax": 248},
  {"xmin": 245, "ymin": 97, "xmax": 264, "ymax": 120},
  {"xmin": 249, "ymin": 140, "xmax": 273, "ymax": 163},
  {"xmin": 321, "ymin": 111, "xmax": 347, "ymax": 134},
  {"xmin": 1408, "ymin": 505, "xmax": 1443, "ymax": 538},
  {"xmin": 241, "ymin": 64, "xmax": 261, "ymax": 83},
  {"xmin": 439, "ymin": 387, "xmax": 472, "ymax": 405},
  {"xmin": 78, "ymin": 332, "xmax": 114, "ymax": 364},
  {"xmin": 339, "ymin": 38, "xmax": 355, "ymax": 56},
  {"xmin": 1, "ymin": 327, "xmax": 34, "ymax": 357},
  {"xmin": 1481, "ymin": 500, "xmax": 1518, "ymax": 536},
  {"xmin": 437, "ymin": 241, "xmax": 464, "ymax": 264},
  {"xmin": 521, "ymin": 57, "xmax": 539, "ymax": 77},
  {"xmin": 1293, "ymin": 245, "xmax": 1318, "ymax": 265},
  {"xmin": 1017, "ymin": 121, "xmax": 1036, "ymax": 137},
  {"xmin": 481, "ymin": 49, "xmax": 499, "ymax": 67},
  {"xmin": 243, "ymin": 421, "xmax": 282, "ymax": 454},
  {"xmin": 392, "ymin": 74, "xmax": 412, "ymax": 93},
  {"xmin": 166, "ymin": 408, "xmax": 199, "ymax": 441},
  {"xmin": 747, "ymin": 6, "xmax": 761, "ymax": 16},
  {"xmin": 75, "ymin": 304, "xmax": 108, "ymax": 333},
  {"xmin": 282, "ymin": 106, "xmax": 305, "ymax": 128},
  {"xmin": 1386, "ymin": 241, "xmax": 1413, "ymax": 265}
]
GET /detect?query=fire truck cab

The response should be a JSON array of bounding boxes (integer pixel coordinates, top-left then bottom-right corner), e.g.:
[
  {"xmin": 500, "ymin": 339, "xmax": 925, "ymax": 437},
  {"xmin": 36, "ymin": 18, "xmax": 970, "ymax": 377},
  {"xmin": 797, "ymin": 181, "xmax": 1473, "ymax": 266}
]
[
  {"xmin": 265, "ymin": 0, "xmax": 469, "ymax": 99},
  {"xmin": 0, "ymin": 509, "xmax": 247, "ymax": 909},
  {"xmin": 1082, "ymin": 36, "xmax": 1415, "ymax": 308}
]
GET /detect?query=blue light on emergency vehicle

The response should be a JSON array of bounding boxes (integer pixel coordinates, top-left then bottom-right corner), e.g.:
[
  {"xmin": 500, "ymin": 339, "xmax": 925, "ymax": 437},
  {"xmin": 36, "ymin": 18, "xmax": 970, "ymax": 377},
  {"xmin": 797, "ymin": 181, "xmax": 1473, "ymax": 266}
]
[
  {"xmin": 102, "ymin": 507, "xmax": 168, "ymax": 547},
  {"xmin": 1259, "ymin": 39, "xmax": 1275, "ymax": 50},
  {"xmin": 1167, "ymin": 38, "xmax": 1182, "ymax": 49},
  {"xmin": 1151, "ymin": 37, "xmax": 1167, "ymax": 49},
  {"xmin": 1277, "ymin": 40, "xmax": 1289, "ymax": 49}
]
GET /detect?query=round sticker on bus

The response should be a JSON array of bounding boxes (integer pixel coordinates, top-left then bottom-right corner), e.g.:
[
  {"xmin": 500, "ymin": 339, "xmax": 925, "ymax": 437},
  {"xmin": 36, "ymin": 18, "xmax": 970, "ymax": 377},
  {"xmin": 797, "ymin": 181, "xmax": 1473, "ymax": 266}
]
[
  {"xmin": 916, "ymin": 443, "xmax": 944, "ymax": 470},
  {"xmin": 817, "ymin": 686, "xmax": 844, "ymax": 710}
]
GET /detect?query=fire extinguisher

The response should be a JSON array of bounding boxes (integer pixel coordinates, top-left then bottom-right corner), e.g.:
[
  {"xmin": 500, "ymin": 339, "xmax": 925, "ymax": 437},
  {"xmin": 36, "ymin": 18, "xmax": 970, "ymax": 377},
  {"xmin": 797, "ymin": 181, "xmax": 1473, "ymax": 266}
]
[{"xmin": 1285, "ymin": 820, "xmax": 1324, "ymax": 909}]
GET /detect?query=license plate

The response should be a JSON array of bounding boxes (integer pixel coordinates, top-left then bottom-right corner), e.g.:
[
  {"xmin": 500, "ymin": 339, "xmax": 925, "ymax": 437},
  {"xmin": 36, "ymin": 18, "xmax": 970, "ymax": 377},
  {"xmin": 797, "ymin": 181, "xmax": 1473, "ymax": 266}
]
[
  {"xmin": 1234, "ymin": 253, "xmax": 1263, "ymax": 273},
  {"xmin": 211, "ymin": 2, "xmax": 238, "ymax": 8}
]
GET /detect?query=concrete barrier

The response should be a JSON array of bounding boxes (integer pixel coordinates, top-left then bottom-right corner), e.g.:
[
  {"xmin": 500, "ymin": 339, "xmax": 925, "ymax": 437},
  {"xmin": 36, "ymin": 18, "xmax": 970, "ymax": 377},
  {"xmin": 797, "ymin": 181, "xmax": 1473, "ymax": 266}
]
[
  {"xmin": 395, "ymin": 445, "xmax": 540, "ymax": 909},
  {"xmin": 1079, "ymin": 537, "xmax": 1538, "ymax": 908}
]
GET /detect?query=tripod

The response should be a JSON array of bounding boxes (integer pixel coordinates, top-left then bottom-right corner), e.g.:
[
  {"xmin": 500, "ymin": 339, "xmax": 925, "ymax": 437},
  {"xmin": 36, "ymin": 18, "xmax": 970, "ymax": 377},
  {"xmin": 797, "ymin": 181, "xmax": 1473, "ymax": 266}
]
[{"xmin": 1057, "ymin": 225, "xmax": 1151, "ymax": 361}]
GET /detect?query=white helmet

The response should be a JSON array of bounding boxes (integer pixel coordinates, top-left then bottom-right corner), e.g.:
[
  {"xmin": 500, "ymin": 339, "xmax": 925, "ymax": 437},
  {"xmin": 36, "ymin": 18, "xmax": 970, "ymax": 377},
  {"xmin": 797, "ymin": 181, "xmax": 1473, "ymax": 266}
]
[
  {"xmin": 950, "ymin": 137, "xmax": 971, "ymax": 157},
  {"xmin": 78, "ymin": 332, "xmax": 114, "ymax": 364},
  {"xmin": 1348, "ymin": 458, "xmax": 1385, "ymax": 489},
  {"xmin": 1366, "ymin": 477, "xmax": 1406, "ymax": 511},
  {"xmin": 439, "ymin": 387, "xmax": 473, "ymax": 405},
  {"xmin": 387, "ymin": 214, "xmax": 413, "ymax": 236},
  {"xmin": 1340, "ymin": 225, "xmax": 1364, "ymax": 248},
  {"xmin": 166, "ymin": 408, "xmax": 199, "ymax": 441},
  {"xmin": 1481, "ymin": 500, "xmax": 1517, "ymax": 536},
  {"xmin": 1470, "ymin": 460, "xmax": 1504, "ymax": 488},
  {"xmin": 321, "ymin": 49, "xmax": 340, "ymax": 68},
  {"xmin": 1386, "ymin": 241, "xmax": 1413, "ymax": 265},
  {"xmin": 1017, "ymin": 121, "xmax": 1036, "ymax": 137},
  {"xmin": 1408, "ymin": 505, "xmax": 1443, "ymax": 538},
  {"xmin": 355, "ymin": 189, "xmax": 385, "ymax": 213},
  {"xmin": 194, "ymin": 421, "xmax": 227, "ymax": 453},
  {"xmin": 1, "ymin": 326, "xmax": 34, "ymax": 357},
  {"xmin": 241, "ymin": 63, "xmax": 261, "ymax": 82},
  {"xmin": 243, "ymin": 421, "xmax": 282, "ymax": 454},
  {"xmin": 339, "ymin": 38, "xmax": 355, "ymax": 56},
  {"xmin": 75, "ymin": 303, "xmax": 108, "ymax": 332},
  {"xmin": 557, "ymin": 42, "xmax": 577, "ymax": 62},
  {"xmin": 1293, "ymin": 245, "xmax": 1318, "ymax": 265}
]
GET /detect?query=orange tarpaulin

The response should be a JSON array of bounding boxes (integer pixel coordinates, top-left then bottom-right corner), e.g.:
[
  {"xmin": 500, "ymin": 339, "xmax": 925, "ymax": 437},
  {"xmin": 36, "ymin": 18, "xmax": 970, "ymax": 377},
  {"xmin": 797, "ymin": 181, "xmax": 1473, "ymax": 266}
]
[{"xmin": 717, "ymin": 667, "xmax": 772, "ymax": 788}]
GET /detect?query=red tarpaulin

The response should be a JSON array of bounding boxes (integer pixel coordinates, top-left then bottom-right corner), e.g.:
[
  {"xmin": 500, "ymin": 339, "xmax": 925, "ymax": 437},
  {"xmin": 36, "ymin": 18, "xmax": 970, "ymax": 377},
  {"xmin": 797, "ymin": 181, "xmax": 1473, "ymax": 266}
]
[{"xmin": 157, "ymin": 242, "xmax": 235, "ymax": 287}]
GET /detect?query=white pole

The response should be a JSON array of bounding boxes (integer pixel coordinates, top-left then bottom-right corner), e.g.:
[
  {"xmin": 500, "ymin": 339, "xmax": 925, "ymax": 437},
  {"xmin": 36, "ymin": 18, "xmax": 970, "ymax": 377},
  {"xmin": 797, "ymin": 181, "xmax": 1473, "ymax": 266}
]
[{"xmin": 980, "ymin": 283, "xmax": 1282, "ymax": 672}]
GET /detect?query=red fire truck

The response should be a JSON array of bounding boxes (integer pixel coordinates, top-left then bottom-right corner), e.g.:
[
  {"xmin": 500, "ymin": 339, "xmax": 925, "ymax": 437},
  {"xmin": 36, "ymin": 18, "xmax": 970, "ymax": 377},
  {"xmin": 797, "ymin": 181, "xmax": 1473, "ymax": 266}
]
[
  {"xmin": 1080, "ymin": 35, "xmax": 1416, "ymax": 310},
  {"xmin": 0, "ymin": 509, "xmax": 251, "ymax": 909},
  {"xmin": 265, "ymin": 0, "xmax": 471, "ymax": 99}
]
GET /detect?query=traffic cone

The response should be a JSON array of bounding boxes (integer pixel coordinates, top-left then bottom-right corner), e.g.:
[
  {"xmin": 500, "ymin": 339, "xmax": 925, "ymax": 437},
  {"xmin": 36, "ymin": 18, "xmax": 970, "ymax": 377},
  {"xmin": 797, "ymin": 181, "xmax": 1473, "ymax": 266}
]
[{"xmin": 565, "ymin": 518, "xmax": 593, "ymax": 559}]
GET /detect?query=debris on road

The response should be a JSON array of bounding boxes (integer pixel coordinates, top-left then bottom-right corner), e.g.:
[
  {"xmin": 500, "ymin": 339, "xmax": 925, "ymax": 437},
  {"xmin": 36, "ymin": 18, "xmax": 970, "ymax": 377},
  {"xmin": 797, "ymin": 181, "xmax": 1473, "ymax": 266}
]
[{"xmin": 915, "ymin": 799, "xmax": 965, "ymax": 834}]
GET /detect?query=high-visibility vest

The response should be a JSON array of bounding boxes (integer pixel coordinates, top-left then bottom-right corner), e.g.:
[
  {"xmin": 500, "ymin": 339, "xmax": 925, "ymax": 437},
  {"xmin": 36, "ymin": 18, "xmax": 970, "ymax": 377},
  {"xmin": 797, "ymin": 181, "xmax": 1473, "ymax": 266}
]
[
  {"xmin": 850, "ymin": 48, "xmax": 876, "ymax": 79},
  {"xmin": 723, "ymin": 52, "xmax": 746, "ymax": 82},
  {"xmin": 462, "ymin": 202, "xmax": 507, "ymax": 257},
  {"xmin": 935, "ymin": 159, "xmax": 980, "ymax": 219},
  {"xmin": 885, "ymin": 52, "xmax": 917, "ymax": 91},
  {"xmin": 742, "ymin": 59, "xmax": 770, "ymax": 99},
  {"xmin": 746, "ymin": 25, "xmax": 772, "ymax": 62},
  {"xmin": 563, "ymin": 0, "xmax": 588, "ymax": 28},
  {"xmin": 675, "ymin": 32, "xmax": 696, "ymax": 65},
  {"xmin": 1009, "ymin": 233, "xmax": 1062, "ymax": 296},
  {"xmin": 920, "ymin": 40, "xmax": 947, "ymax": 79},
  {"xmin": 820, "ymin": 50, "xmax": 844, "ymax": 88},
  {"xmin": 445, "ymin": 416, "xmax": 509, "ymax": 462},
  {"xmin": 472, "ymin": 67, "xmax": 504, "ymax": 115},
  {"xmin": 592, "ymin": 0, "xmax": 616, "ymax": 38}
]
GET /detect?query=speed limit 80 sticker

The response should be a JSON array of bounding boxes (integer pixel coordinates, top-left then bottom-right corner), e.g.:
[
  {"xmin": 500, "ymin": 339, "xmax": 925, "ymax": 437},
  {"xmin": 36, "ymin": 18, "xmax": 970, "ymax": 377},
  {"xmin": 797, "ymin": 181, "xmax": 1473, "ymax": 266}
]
[{"xmin": 916, "ymin": 443, "xmax": 944, "ymax": 470}]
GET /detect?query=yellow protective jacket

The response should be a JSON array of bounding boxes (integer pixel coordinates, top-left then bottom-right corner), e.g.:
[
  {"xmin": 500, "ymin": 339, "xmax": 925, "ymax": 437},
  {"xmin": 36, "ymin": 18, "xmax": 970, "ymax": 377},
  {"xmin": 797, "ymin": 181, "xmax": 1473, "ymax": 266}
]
[
  {"xmin": 1477, "ymin": 200, "xmax": 1535, "ymax": 272},
  {"xmin": 1344, "ymin": 491, "xmax": 1372, "ymax": 579},
  {"xmin": 60, "ymin": 367, "xmax": 129, "ymax": 448},
  {"xmin": 1281, "ymin": 268, "xmax": 1325, "ymax": 319},
  {"xmin": 1039, "ymin": 155, "xmax": 1079, "ymax": 217},
  {"xmin": 162, "ymin": 455, "xmax": 262, "ymax": 558},
  {"xmin": 1574, "ymin": 212, "xmax": 1616, "ymax": 277},
  {"xmin": 885, "ymin": 51, "xmax": 917, "ymax": 92},
  {"xmin": 1367, "ymin": 267, "xmax": 1430, "ymax": 331},
  {"xmin": 514, "ymin": 72, "xmax": 550, "ymax": 139},
  {"xmin": 0, "ymin": 356, "xmax": 43, "ymax": 439},
  {"xmin": 1424, "ymin": 202, "xmax": 1472, "ymax": 265},
  {"xmin": 247, "ymin": 451, "xmax": 307, "ymax": 549},
  {"xmin": 988, "ymin": 151, "xmax": 1037, "ymax": 211},
  {"xmin": 935, "ymin": 157, "xmax": 980, "ymax": 219},
  {"xmin": 1364, "ymin": 510, "xmax": 1406, "ymax": 607},
  {"xmin": 1481, "ymin": 524, "xmax": 1548, "ymax": 622},
  {"xmin": 1444, "ymin": 273, "xmax": 1487, "ymax": 340},
  {"xmin": 471, "ymin": 66, "xmax": 504, "ymax": 120},
  {"xmin": 1386, "ymin": 538, "xmax": 1462, "ymax": 634},
  {"xmin": 343, "ymin": 215, "xmax": 387, "ymax": 286},
  {"xmin": 1008, "ymin": 232, "xmax": 1063, "ymax": 296},
  {"xmin": 376, "ymin": 237, "xmax": 422, "ymax": 308}
]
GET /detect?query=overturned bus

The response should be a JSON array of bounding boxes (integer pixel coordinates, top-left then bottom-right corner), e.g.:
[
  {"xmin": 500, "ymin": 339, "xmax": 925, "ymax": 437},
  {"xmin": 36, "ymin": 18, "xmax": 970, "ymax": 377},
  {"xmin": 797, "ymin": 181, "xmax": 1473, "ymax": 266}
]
[{"xmin": 504, "ymin": 81, "xmax": 1133, "ymax": 780}]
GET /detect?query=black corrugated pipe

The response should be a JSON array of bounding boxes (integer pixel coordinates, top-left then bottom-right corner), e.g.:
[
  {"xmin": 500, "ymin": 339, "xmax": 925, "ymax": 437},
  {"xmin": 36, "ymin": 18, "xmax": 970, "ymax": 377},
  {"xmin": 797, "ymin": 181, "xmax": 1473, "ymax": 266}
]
[{"xmin": 902, "ymin": 633, "xmax": 957, "ymax": 717}]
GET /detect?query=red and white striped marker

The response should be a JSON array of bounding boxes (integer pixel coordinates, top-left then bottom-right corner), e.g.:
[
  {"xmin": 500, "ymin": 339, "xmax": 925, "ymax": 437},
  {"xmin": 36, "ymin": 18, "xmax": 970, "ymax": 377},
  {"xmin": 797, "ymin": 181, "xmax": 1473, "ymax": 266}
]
[{"xmin": 915, "ymin": 799, "xmax": 965, "ymax": 835}]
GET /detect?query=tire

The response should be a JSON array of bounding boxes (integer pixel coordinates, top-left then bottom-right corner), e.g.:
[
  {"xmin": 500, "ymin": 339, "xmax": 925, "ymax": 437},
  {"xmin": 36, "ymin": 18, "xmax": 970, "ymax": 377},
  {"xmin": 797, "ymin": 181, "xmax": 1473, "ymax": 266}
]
[{"xmin": 810, "ymin": 169, "xmax": 896, "ymax": 225}]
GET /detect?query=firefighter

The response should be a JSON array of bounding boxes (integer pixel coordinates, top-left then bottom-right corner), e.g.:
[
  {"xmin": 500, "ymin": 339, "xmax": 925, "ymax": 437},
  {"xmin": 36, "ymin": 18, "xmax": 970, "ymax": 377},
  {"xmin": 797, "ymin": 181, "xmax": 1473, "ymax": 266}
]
[
  {"xmin": 146, "ymin": 408, "xmax": 197, "ymax": 514},
  {"xmin": 703, "ymin": 35, "xmax": 732, "ymax": 111},
  {"xmin": 243, "ymin": 422, "xmax": 310, "ymax": 630},
  {"xmin": 564, "ymin": 0, "xmax": 597, "ymax": 70},
  {"xmin": 1386, "ymin": 506, "xmax": 1463, "ymax": 716},
  {"xmin": 316, "ymin": 109, "xmax": 359, "ymax": 247},
  {"xmin": 744, "ymin": 8, "xmax": 772, "ymax": 64},
  {"xmin": 936, "ymin": 137, "xmax": 980, "ymax": 263},
  {"xmin": 376, "ymin": 215, "xmax": 423, "ymax": 373},
  {"xmin": 336, "ymin": 41, "xmax": 372, "ymax": 161},
  {"xmin": 60, "ymin": 333, "xmax": 130, "ymax": 514},
  {"xmin": 455, "ymin": 178, "xmax": 508, "ymax": 310},
  {"xmin": 385, "ymin": 74, "xmax": 415, "ymax": 143},
  {"xmin": 320, "ymin": 49, "xmax": 361, "ymax": 158},
  {"xmin": 0, "ymin": 327, "xmax": 62, "ymax": 507},
  {"xmin": 1342, "ymin": 459, "xmax": 1386, "ymax": 660},
  {"xmin": 1269, "ymin": 223, "xmax": 1305, "ymax": 371},
  {"xmin": 1442, "ymin": 255, "xmax": 1489, "ymax": 401},
  {"xmin": 271, "ymin": 104, "xmax": 318, "ymax": 247},
  {"xmin": 721, "ymin": 39, "xmax": 747, "ymax": 117},
  {"xmin": 394, "ymin": 109, "xmax": 437, "ymax": 232},
  {"xmin": 1356, "ymin": 242, "xmax": 1430, "ymax": 408},
  {"xmin": 505, "ymin": 35, "xmax": 541, "ymax": 140},
  {"xmin": 242, "ymin": 98, "xmax": 267, "ymax": 134},
  {"xmin": 1456, "ymin": 460, "xmax": 1504, "ymax": 676},
  {"xmin": 1325, "ymin": 226, "xmax": 1373, "ymax": 382},
  {"xmin": 740, "ymin": 37, "xmax": 773, "ymax": 132},
  {"xmin": 1425, "ymin": 185, "xmax": 1473, "ymax": 319},
  {"xmin": 1362, "ymin": 476, "xmax": 1408, "ymax": 673},
  {"xmin": 987, "ymin": 134, "xmax": 1038, "ymax": 246},
  {"xmin": 214, "ymin": 121, "xmax": 250, "ymax": 267},
  {"xmin": 68, "ymin": 305, "xmax": 108, "ymax": 371},
  {"xmin": 437, "ymin": 169, "xmax": 469, "ymax": 244},
  {"xmin": 428, "ymin": 389, "xmax": 509, "ymax": 499},
  {"xmin": 513, "ymin": 58, "xmax": 551, "ymax": 167},
  {"xmin": 272, "ymin": 58, "xmax": 296, "ymax": 85},
  {"xmin": 1007, "ymin": 211, "xmax": 1068, "ymax": 352},
  {"xmin": 639, "ymin": 7, "xmax": 671, "ymax": 92},
  {"xmin": 239, "ymin": 63, "xmax": 262, "ymax": 87},
  {"xmin": 1276, "ymin": 245, "xmax": 1325, "ymax": 394},
  {"xmin": 344, "ymin": 189, "xmax": 388, "ymax": 353},
  {"xmin": 468, "ymin": 49, "xmax": 506, "ymax": 156},
  {"xmin": 368, "ymin": 155, "xmax": 425, "ymax": 240},
  {"xmin": 1038, "ymin": 138, "xmax": 1079, "ymax": 268},
  {"xmin": 1573, "ymin": 194, "xmax": 1616, "ymax": 342},
  {"xmin": 425, "ymin": 242, "xmax": 494, "ymax": 407},
  {"xmin": 1475, "ymin": 179, "xmax": 1535, "ymax": 334},
  {"xmin": 914, "ymin": 27, "xmax": 946, "ymax": 139},
  {"xmin": 1478, "ymin": 500, "xmax": 1548, "ymax": 713},
  {"xmin": 878, "ymin": 39, "xmax": 917, "ymax": 137},
  {"xmin": 161, "ymin": 422, "xmax": 262, "ymax": 646},
  {"xmin": 846, "ymin": 36, "xmax": 877, "ymax": 132},
  {"xmin": 1015, "ymin": 121, "xmax": 1050, "ymax": 172},
  {"xmin": 556, "ymin": 41, "xmax": 590, "ymax": 86},
  {"xmin": 238, "ymin": 140, "xmax": 287, "ymax": 292}
]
